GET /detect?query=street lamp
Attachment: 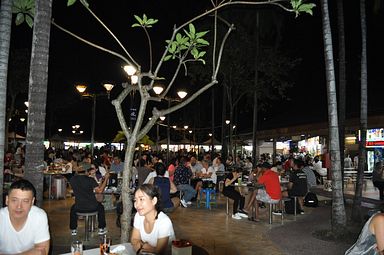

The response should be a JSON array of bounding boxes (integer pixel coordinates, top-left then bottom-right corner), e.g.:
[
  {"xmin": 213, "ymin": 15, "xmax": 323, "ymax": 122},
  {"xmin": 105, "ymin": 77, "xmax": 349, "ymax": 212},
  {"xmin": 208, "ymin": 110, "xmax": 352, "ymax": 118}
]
[
  {"xmin": 75, "ymin": 83, "xmax": 114, "ymax": 156},
  {"xmin": 152, "ymin": 85, "xmax": 188, "ymax": 164}
]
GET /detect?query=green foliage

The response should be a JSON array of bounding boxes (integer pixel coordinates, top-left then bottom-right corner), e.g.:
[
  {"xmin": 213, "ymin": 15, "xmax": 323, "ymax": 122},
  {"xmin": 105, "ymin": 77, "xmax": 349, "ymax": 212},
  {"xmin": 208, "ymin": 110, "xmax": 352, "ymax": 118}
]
[
  {"xmin": 12, "ymin": 0, "xmax": 35, "ymax": 28},
  {"xmin": 67, "ymin": 0, "xmax": 89, "ymax": 7},
  {"xmin": 290, "ymin": 0, "xmax": 316, "ymax": 18},
  {"xmin": 165, "ymin": 23, "xmax": 209, "ymax": 64},
  {"xmin": 132, "ymin": 14, "xmax": 158, "ymax": 28}
]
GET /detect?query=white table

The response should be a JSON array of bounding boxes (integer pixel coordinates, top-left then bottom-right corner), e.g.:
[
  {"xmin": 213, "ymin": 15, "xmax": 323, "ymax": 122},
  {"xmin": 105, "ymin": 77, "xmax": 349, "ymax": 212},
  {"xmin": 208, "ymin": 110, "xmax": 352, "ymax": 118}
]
[{"xmin": 60, "ymin": 242, "xmax": 135, "ymax": 255}]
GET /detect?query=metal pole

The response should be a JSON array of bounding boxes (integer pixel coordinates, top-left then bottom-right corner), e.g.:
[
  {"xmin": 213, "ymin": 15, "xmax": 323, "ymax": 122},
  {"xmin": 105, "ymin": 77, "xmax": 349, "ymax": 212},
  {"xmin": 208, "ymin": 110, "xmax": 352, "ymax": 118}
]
[
  {"xmin": 156, "ymin": 123, "xmax": 159, "ymax": 152},
  {"xmin": 167, "ymin": 100, "xmax": 170, "ymax": 164},
  {"xmin": 91, "ymin": 95, "xmax": 96, "ymax": 156}
]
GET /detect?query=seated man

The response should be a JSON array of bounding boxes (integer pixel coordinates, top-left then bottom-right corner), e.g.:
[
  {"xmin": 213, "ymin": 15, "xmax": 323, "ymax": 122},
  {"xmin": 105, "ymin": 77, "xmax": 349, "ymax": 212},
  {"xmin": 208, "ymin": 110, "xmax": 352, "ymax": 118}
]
[
  {"xmin": 282, "ymin": 158, "xmax": 308, "ymax": 214},
  {"xmin": 222, "ymin": 168, "xmax": 248, "ymax": 220},
  {"xmin": 0, "ymin": 179, "xmax": 50, "ymax": 255},
  {"xmin": 110, "ymin": 155, "xmax": 124, "ymax": 175},
  {"xmin": 70, "ymin": 165, "xmax": 110, "ymax": 235},
  {"xmin": 245, "ymin": 162, "xmax": 282, "ymax": 221},
  {"xmin": 173, "ymin": 156, "xmax": 196, "ymax": 208},
  {"xmin": 149, "ymin": 162, "xmax": 180, "ymax": 213},
  {"xmin": 194, "ymin": 159, "xmax": 216, "ymax": 199}
]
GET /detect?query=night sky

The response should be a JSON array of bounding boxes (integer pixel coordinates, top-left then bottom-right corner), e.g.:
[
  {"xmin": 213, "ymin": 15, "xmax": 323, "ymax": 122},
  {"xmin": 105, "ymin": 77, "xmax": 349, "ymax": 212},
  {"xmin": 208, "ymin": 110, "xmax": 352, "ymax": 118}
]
[{"xmin": 8, "ymin": 0, "xmax": 384, "ymax": 143}]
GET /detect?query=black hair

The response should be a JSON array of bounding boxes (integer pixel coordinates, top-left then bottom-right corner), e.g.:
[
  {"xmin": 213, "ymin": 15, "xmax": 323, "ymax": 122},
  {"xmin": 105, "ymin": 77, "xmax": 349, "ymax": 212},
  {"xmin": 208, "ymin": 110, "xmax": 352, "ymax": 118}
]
[
  {"xmin": 293, "ymin": 158, "xmax": 304, "ymax": 168},
  {"xmin": 155, "ymin": 162, "xmax": 167, "ymax": 176},
  {"xmin": 9, "ymin": 179, "xmax": 36, "ymax": 199},
  {"xmin": 135, "ymin": 184, "xmax": 162, "ymax": 218}
]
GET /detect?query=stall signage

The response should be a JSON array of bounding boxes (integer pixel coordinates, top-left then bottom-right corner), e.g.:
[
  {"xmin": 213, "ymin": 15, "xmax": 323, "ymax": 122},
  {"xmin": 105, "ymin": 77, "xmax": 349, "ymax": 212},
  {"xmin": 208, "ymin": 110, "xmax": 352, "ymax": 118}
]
[{"xmin": 365, "ymin": 128, "xmax": 384, "ymax": 147}]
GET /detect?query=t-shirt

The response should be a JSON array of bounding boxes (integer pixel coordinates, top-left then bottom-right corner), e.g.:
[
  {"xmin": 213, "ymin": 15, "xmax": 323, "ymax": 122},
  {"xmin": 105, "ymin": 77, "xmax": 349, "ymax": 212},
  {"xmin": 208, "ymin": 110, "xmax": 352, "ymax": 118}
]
[
  {"xmin": 110, "ymin": 162, "xmax": 124, "ymax": 173},
  {"xmin": 144, "ymin": 170, "xmax": 169, "ymax": 184},
  {"xmin": 154, "ymin": 177, "xmax": 173, "ymax": 209},
  {"xmin": 0, "ymin": 206, "xmax": 50, "ymax": 254},
  {"xmin": 70, "ymin": 174, "xmax": 99, "ymax": 210},
  {"xmin": 257, "ymin": 169, "xmax": 282, "ymax": 200},
  {"xmin": 289, "ymin": 169, "xmax": 308, "ymax": 196},
  {"xmin": 222, "ymin": 172, "xmax": 237, "ymax": 194},
  {"xmin": 133, "ymin": 211, "xmax": 175, "ymax": 250}
]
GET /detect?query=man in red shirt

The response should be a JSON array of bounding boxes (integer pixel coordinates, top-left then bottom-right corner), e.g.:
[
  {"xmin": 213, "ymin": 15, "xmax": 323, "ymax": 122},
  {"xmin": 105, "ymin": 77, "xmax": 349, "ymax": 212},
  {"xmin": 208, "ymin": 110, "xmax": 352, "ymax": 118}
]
[{"xmin": 249, "ymin": 162, "xmax": 281, "ymax": 222}]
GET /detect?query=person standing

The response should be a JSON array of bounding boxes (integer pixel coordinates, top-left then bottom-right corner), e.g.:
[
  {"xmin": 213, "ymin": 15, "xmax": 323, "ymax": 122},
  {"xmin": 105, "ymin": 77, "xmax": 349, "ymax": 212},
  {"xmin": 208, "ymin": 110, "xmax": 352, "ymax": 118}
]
[
  {"xmin": 69, "ymin": 166, "xmax": 110, "ymax": 235},
  {"xmin": 0, "ymin": 179, "xmax": 50, "ymax": 255}
]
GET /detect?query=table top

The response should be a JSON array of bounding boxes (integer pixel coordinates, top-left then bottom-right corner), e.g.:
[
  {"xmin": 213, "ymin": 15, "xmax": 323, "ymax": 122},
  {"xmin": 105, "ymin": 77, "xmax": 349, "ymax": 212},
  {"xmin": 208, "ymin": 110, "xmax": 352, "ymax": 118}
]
[{"xmin": 60, "ymin": 243, "xmax": 135, "ymax": 255}]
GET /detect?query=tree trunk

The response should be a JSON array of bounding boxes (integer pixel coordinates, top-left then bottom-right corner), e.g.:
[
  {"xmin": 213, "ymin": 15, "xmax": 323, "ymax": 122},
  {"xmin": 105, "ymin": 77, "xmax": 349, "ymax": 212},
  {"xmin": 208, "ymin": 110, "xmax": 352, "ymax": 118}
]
[
  {"xmin": 0, "ymin": 0, "xmax": 12, "ymax": 206},
  {"xmin": 320, "ymin": 0, "xmax": 347, "ymax": 232},
  {"xmin": 336, "ymin": 0, "xmax": 346, "ymax": 189},
  {"xmin": 24, "ymin": 0, "xmax": 52, "ymax": 207},
  {"xmin": 120, "ymin": 143, "xmax": 134, "ymax": 243},
  {"xmin": 251, "ymin": 11, "xmax": 259, "ymax": 166},
  {"xmin": 352, "ymin": 0, "xmax": 368, "ymax": 222}
]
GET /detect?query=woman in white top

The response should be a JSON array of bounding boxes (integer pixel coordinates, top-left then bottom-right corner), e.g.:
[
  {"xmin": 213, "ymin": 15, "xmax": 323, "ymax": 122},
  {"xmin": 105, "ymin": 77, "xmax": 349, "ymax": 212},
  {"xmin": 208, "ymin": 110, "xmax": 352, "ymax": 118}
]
[{"xmin": 131, "ymin": 184, "xmax": 175, "ymax": 255}]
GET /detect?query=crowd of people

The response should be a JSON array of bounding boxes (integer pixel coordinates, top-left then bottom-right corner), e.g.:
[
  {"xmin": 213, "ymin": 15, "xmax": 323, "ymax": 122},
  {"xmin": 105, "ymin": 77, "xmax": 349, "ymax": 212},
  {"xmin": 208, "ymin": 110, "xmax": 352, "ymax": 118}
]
[{"xmin": 5, "ymin": 143, "xmax": 384, "ymax": 254}]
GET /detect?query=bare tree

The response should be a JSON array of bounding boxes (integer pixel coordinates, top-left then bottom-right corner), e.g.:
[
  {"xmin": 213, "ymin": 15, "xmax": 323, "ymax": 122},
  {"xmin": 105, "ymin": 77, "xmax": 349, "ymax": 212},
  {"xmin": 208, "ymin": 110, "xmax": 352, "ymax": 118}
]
[{"xmin": 55, "ymin": 0, "xmax": 314, "ymax": 242}]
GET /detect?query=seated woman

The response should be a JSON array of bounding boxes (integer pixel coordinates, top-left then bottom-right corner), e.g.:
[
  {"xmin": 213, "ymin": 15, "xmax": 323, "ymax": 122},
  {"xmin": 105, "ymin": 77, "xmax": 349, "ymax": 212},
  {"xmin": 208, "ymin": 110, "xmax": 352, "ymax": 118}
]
[
  {"xmin": 222, "ymin": 168, "xmax": 248, "ymax": 220},
  {"xmin": 244, "ymin": 163, "xmax": 263, "ymax": 212},
  {"xmin": 131, "ymin": 184, "xmax": 176, "ymax": 255},
  {"xmin": 345, "ymin": 211, "xmax": 384, "ymax": 254},
  {"xmin": 149, "ymin": 162, "xmax": 180, "ymax": 213}
]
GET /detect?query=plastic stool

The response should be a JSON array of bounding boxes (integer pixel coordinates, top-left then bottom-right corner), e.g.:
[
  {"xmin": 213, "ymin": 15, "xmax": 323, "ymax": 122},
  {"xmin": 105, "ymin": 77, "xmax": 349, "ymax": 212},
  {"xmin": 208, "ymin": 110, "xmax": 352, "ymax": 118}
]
[
  {"xmin": 76, "ymin": 211, "xmax": 98, "ymax": 241},
  {"xmin": 198, "ymin": 188, "xmax": 217, "ymax": 209}
]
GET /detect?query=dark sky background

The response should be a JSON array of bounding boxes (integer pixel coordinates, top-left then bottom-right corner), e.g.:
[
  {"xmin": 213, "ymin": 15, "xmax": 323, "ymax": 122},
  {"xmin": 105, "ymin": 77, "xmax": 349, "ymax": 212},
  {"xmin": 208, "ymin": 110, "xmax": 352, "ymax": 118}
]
[{"xmin": 8, "ymin": 0, "xmax": 384, "ymax": 143}]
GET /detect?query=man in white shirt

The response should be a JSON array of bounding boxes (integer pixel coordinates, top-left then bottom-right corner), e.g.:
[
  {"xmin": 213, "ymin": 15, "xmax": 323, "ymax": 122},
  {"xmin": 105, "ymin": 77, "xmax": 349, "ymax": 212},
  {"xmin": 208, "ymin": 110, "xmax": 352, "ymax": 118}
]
[{"xmin": 0, "ymin": 179, "xmax": 50, "ymax": 255}]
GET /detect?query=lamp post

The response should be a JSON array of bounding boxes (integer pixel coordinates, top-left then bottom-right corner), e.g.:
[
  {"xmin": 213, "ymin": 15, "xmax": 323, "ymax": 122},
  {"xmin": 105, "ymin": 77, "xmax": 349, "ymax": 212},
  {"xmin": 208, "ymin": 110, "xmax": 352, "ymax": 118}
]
[
  {"xmin": 75, "ymin": 83, "xmax": 114, "ymax": 156},
  {"xmin": 225, "ymin": 120, "xmax": 230, "ymax": 157},
  {"xmin": 152, "ymin": 84, "xmax": 187, "ymax": 164}
]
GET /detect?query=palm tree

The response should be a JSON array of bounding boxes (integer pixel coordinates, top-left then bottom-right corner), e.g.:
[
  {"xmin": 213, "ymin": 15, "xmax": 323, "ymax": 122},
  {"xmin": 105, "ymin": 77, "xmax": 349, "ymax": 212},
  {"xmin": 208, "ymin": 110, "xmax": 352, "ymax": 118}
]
[
  {"xmin": 23, "ymin": 0, "xmax": 53, "ymax": 207},
  {"xmin": 336, "ymin": 0, "xmax": 346, "ymax": 186},
  {"xmin": 352, "ymin": 0, "xmax": 368, "ymax": 222},
  {"xmin": 0, "ymin": 0, "xmax": 13, "ymax": 206},
  {"xmin": 320, "ymin": 0, "xmax": 347, "ymax": 233}
]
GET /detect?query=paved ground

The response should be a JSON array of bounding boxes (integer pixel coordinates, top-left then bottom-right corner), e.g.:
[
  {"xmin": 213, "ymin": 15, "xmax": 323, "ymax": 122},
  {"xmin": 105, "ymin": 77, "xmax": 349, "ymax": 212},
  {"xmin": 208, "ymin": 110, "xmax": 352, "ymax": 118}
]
[
  {"xmin": 267, "ymin": 200, "xmax": 359, "ymax": 255},
  {"xmin": 46, "ymin": 181, "xmax": 380, "ymax": 255}
]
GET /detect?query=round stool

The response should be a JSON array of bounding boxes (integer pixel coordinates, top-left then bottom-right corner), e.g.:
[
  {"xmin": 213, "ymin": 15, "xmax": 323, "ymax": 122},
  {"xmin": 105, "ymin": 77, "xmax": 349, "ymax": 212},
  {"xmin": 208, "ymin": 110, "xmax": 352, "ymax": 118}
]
[{"xmin": 76, "ymin": 211, "xmax": 98, "ymax": 241}]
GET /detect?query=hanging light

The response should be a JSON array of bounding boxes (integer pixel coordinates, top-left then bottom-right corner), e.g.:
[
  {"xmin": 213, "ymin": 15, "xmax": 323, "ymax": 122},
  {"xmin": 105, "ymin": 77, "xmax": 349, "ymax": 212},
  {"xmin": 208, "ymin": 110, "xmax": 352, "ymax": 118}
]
[
  {"xmin": 131, "ymin": 75, "xmax": 138, "ymax": 84},
  {"xmin": 103, "ymin": 83, "xmax": 114, "ymax": 92},
  {"xmin": 123, "ymin": 65, "xmax": 136, "ymax": 76},
  {"xmin": 76, "ymin": 84, "xmax": 87, "ymax": 93},
  {"xmin": 225, "ymin": 120, "xmax": 230, "ymax": 125},
  {"xmin": 153, "ymin": 84, "xmax": 164, "ymax": 95},
  {"xmin": 177, "ymin": 90, "xmax": 187, "ymax": 99},
  {"xmin": 160, "ymin": 116, "xmax": 166, "ymax": 121}
]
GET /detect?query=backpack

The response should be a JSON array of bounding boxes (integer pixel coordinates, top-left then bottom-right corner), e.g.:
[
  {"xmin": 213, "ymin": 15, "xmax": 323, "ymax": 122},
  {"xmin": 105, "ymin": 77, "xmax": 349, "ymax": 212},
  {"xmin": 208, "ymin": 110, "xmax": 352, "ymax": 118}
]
[
  {"xmin": 304, "ymin": 192, "xmax": 319, "ymax": 207},
  {"xmin": 284, "ymin": 198, "xmax": 301, "ymax": 214}
]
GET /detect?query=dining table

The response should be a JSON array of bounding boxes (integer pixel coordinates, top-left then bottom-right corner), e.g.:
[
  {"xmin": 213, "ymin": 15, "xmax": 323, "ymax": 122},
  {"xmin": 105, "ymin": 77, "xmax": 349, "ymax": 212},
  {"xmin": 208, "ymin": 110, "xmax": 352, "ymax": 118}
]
[{"xmin": 60, "ymin": 242, "xmax": 136, "ymax": 255}]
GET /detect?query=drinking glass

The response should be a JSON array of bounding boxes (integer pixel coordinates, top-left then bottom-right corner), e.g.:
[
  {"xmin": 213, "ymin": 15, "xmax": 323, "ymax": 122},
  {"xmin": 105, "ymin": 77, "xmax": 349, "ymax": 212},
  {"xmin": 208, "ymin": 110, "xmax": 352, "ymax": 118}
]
[
  {"xmin": 71, "ymin": 240, "xmax": 83, "ymax": 255},
  {"xmin": 99, "ymin": 235, "xmax": 112, "ymax": 254}
]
